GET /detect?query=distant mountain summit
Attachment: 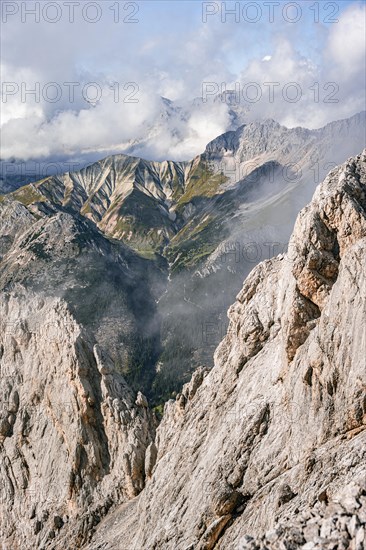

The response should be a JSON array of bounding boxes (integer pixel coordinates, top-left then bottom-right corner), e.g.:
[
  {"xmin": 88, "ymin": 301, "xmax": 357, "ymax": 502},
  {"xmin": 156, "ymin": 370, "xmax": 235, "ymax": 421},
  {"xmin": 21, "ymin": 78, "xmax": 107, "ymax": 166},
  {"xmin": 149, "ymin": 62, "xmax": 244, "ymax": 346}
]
[{"xmin": 2, "ymin": 112, "xmax": 364, "ymax": 256}]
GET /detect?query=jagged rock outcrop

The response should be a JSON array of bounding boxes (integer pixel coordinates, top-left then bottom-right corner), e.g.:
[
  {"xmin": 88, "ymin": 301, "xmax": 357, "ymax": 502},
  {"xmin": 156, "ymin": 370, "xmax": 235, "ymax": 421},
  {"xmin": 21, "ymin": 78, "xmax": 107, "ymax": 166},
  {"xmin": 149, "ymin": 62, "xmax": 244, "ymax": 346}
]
[
  {"xmin": 87, "ymin": 151, "xmax": 366, "ymax": 549},
  {"xmin": 239, "ymin": 477, "xmax": 366, "ymax": 549},
  {"xmin": 0, "ymin": 291, "xmax": 156, "ymax": 548}
]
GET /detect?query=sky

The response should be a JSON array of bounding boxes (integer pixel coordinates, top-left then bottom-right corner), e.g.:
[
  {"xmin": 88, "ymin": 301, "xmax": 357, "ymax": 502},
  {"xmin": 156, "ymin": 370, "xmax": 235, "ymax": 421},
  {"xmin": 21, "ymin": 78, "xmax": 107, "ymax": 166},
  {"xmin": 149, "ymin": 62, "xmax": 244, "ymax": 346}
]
[{"xmin": 0, "ymin": 0, "xmax": 365, "ymax": 163}]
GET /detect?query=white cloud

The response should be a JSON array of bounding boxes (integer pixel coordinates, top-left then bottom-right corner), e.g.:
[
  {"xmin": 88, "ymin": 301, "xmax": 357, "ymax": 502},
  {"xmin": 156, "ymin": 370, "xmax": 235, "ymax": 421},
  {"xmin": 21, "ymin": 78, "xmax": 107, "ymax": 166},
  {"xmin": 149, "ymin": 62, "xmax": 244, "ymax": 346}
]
[
  {"xmin": 0, "ymin": 1, "xmax": 364, "ymax": 162},
  {"xmin": 326, "ymin": 3, "xmax": 366, "ymax": 77}
]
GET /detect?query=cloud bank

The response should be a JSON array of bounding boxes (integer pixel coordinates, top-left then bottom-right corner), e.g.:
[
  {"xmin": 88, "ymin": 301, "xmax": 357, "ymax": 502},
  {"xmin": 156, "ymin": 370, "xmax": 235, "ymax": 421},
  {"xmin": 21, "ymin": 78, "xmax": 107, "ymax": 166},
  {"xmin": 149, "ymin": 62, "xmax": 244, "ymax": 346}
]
[{"xmin": 0, "ymin": 1, "xmax": 365, "ymax": 163}]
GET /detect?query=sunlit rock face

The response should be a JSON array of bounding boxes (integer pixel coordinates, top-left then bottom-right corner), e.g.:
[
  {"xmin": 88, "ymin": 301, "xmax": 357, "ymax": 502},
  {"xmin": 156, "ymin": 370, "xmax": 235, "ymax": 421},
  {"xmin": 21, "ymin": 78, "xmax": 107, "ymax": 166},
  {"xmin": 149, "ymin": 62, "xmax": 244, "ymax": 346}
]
[{"xmin": 0, "ymin": 291, "xmax": 157, "ymax": 548}]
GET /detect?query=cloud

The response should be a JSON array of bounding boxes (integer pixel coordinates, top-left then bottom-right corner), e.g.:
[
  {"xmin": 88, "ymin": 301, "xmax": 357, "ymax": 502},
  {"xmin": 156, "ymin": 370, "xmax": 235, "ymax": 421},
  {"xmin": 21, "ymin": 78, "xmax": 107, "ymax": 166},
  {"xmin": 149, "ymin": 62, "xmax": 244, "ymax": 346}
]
[
  {"xmin": 234, "ymin": 2, "xmax": 366, "ymax": 129},
  {"xmin": 0, "ymin": 1, "xmax": 364, "ymax": 163},
  {"xmin": 326, "ymin": 2, "xmax": 366, "ymax": 77}
]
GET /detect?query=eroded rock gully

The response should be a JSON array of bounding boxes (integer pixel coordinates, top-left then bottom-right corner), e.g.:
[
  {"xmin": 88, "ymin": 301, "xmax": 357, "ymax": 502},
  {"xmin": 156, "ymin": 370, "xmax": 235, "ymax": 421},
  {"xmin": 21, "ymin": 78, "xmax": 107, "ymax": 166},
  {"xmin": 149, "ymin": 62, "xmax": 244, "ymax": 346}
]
[
  {"xmin": 0, "ymin": 292, "xmax": 156, "ymax": 548},
  {"xmin": 1, "ymin": 152, "xmax": 366, "ymax": 549}
]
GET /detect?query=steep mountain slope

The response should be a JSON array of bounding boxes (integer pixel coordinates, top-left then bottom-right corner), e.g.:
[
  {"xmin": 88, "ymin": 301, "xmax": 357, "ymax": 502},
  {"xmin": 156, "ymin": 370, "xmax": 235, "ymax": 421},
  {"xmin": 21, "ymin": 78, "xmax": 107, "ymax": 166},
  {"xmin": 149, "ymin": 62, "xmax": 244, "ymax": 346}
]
[
  {"xmin": 168, "ymin": 111, "xmax": 366, "ymax": 271},
  {"xmin": 1, "ymin": 114, "xmax": 365, "ymax": 405},
  {"xmin": 152, "ymin": 112, "xmax": 366, "ymax": 398},
  {"xmin": 0, "ymin": 291, "xmax": 157, "ymax": 549},
  {"xmin": 0, "ymin": 199, "xmax": 165, "ymax": 399},
  {"xmin": 3, "ymin": 153, "xmax": 228, "ymax": 257},
  {"xmin": 0, "ymin": 92, "xmax": 247, "ymax": 195},
  {"xmin": 3, "ymin": 113, "xmax": 364, "ymax": 259},
  {"xmin": 87, "ymin": 151, "xmax": 366, "ymax": 549}
]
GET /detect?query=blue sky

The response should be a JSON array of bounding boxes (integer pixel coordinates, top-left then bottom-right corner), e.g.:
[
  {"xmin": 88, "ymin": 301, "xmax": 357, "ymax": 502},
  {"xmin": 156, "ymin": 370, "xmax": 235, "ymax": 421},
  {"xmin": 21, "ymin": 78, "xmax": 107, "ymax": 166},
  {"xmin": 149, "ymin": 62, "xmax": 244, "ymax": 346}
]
[{"xmin": 1, "ymin": 0, "xmax": 365, "ymax": 161}]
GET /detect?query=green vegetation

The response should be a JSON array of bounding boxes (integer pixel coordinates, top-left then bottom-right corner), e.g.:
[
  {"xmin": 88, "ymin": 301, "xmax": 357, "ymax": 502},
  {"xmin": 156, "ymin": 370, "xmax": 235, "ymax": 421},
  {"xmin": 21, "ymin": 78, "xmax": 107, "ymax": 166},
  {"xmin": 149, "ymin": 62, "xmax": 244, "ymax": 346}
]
[
  {"xmin": 135, "ymin": 249, "xmax": 158, "ymax": 260},
  {"xmin": 106, "ymin": 189, "xmax": 175, "ymax": 254},
  {"xmin": 171, "ymin": 214, "xmax": 211, "ymax": 242},
  {"xmin": 112, "ymin": 216, "xmax": 167, "ymax": 256},
  {"xmin": 80, "ymin": 201, "xmax": 93, "ymax": 215},
  {"xmin": 165, "ymin": 214, "xmax": 229, "ymax": 272},
  {"xmin": 151, "ymin": 335, "xmax": 194, "ymax": 405},
  {"xmin": 152, "ymin": 403, "xmax": 165, "ymax": 421},
  {"xmin": 175, "ymin": 161, "xmax": 228, "ymax": 209},
  {"xmin": 11, "ymin": 185, "xmax": 46, "ymax": 206},
  {"xmin": 122, "ymin": 335, "xmax": 160, "ymax": 399}
]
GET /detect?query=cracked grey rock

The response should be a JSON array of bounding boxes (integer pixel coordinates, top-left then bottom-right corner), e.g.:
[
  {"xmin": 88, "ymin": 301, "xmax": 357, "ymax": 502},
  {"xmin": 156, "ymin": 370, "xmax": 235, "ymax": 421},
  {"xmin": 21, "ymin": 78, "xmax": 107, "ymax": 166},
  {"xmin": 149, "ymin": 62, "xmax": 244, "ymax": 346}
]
[{"xmin": 0, "ymin": 291, "xmax": 156, "ymax": 549}]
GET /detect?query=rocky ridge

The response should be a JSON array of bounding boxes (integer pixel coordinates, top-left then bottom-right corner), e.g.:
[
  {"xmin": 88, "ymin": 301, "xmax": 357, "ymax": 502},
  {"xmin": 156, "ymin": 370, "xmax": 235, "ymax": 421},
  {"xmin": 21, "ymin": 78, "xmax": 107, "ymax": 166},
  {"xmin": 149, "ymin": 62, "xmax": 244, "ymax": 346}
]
[
  {"xmin": 1, "ymin": 114, "xmax": 364, "ymax": 402},
  {"xmin": 86, "ymin": 151, "xmax": 366, "ymax": 549},
  {"xmin": 2, "ymin": 113, "xmax": 364, "ymax": 261},
  {"xmin": 0, "ymin": 291, "xmax": 156, "ymax": 548},
  {"xmin": 0, "ymin": 197, "xmax": 164, "ymax": 402}
]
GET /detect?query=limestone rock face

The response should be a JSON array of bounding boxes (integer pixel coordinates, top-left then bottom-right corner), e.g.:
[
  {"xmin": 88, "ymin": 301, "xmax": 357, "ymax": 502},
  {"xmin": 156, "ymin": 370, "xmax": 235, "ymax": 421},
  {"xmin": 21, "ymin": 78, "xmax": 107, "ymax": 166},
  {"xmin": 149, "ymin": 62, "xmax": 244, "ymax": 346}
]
[
  {"xmin": 0, "ymin": 291, "xmax": 156, "ymax": 549},
  {"xmin": 87, "ymin": 151, "xmax": 366, "ymax": 549}
]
